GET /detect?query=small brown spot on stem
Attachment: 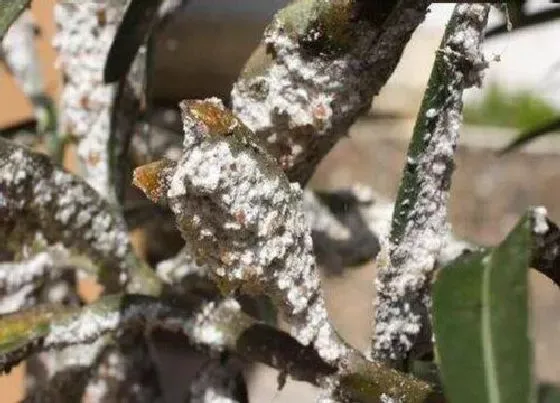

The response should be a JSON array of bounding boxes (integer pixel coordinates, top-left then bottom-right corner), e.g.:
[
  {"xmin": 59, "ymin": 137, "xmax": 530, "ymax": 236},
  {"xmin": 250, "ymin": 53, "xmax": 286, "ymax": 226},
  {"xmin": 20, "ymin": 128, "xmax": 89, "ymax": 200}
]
[{"xmin": 96, "ymin": 9, "xmax": 107, "ymax": 26}]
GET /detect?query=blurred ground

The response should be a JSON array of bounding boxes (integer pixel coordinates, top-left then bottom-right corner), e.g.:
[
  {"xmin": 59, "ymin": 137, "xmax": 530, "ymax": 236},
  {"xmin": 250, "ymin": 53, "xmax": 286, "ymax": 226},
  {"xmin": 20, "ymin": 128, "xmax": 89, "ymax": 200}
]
[{"xmin": 0, "ymin": 2, "xmax": 559, "ymax": 402}]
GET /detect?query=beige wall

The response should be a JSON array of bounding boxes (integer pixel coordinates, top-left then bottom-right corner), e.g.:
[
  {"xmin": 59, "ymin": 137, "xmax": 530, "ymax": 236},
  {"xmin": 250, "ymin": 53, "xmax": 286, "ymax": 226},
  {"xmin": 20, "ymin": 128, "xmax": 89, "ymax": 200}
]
[{"xmin": 0, "ymin": 0, "xmax": 59, "ymax": 129}]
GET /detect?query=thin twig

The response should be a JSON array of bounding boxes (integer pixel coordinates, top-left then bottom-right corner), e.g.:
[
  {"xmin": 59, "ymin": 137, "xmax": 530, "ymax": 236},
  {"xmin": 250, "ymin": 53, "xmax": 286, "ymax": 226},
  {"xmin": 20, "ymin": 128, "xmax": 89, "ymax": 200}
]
[{"xmin": 0, "ymin": 138, "xmax": 161, "ymax": 295}]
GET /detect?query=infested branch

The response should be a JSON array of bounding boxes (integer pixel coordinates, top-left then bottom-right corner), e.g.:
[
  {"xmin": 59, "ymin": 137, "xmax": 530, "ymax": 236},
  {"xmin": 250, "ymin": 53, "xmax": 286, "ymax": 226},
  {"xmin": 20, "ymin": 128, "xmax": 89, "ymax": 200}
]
[
  {"xmin": 373, "ymin": 4, "xmax": 491, "ymax": 365},
  {"xmin": 232, "ymin": 0, "xmax": 430, "ymax": 185},
  {"xmin": 0, "ymin": 138, "xmax": 161, "ymax": 295},
  {"xmin": 0, "ymin": 293, "xmax": 441, "ymax": 403},
  {"xmin": 0, "ymin": 245, "xmax": 73, "ymax": 315},
  {"xmin": 135, "ymin": 99, "xmax": 346, "ymax": 360},
  {"xmin": 0, "ymin": 294, "xmax": 179, "ymax": 375},
  {"xmin": 133, "ymin": 99, "xmax": 445, "ymax": 402}
]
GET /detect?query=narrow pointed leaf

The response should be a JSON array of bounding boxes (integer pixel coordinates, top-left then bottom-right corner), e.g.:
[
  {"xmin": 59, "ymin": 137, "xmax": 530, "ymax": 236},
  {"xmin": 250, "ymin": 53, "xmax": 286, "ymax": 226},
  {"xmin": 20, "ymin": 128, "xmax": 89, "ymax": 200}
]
[
  {"xmin": 103, "ymin": 0, "xmax": 160, "ymax": 83},
  {"xmin": 499, "ymin": 116, "xmax": 560, "ymax": 155},
  {"xmin": 109, "ymin": 79, "xmax": 141, "ymax": 205},
  {"xmin": 433, "ymin": 214, "xmax": 532, "ymax": 403},
  {"xmin": 0, "ymin": 0, "xmax": 31, "ymax": 40}
]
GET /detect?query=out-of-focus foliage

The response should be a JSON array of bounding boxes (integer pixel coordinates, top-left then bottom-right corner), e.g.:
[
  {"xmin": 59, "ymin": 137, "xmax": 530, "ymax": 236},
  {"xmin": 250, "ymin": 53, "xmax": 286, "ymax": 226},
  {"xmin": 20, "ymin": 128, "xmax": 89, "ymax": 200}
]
[
  {"xmin": 500, "ymin": 116, "xmax": 560, "ymax": 154},
  {"xmin": 463, "ymin": 83, "xmax": 559, "ymax": 130},
  {"xmin": 484, "ymin": 2, "xmax": 560, "ymax": 153}
]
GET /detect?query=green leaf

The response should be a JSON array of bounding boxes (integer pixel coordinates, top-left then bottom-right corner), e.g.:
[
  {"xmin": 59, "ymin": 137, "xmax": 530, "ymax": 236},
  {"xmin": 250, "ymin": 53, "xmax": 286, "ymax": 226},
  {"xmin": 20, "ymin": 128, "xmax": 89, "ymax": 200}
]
[
  {"xmin": 104, "ymin": 0, "xmax": 161, "ymax": 83},
  {"xmin": 0, "ymin": 0, "xmax": 31, "ymax": 40},
  {"xmin": 499, "ymin": 116, "xmax": 560, "ymax": 155},
  {"xmin": 433, "ymin": 214, "xmax": 533, "ymax": 403}
]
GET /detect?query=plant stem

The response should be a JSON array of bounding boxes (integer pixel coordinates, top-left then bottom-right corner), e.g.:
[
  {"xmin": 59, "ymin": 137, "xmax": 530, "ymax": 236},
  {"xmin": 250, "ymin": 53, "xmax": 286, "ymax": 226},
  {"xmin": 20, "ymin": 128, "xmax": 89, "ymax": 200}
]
[{"xmin": 373, "ymin": 4, "xmax": 491, "ymax": 365}]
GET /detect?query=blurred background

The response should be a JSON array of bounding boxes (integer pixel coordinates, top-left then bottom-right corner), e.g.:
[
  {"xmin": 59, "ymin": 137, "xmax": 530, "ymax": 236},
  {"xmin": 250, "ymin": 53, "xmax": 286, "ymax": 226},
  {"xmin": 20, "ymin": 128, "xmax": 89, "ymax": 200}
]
[{"xmin": 1, "ymin": 1, "xmax": 559, "ymax": 401}]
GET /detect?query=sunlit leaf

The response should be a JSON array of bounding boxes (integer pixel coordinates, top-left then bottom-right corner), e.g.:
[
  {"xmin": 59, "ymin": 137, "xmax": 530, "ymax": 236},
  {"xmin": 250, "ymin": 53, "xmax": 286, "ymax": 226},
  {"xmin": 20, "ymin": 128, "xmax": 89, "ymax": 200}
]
[
  {"xmin": 433, "ymin": 214, "xmax": 533, "ymax": 403},
  {"xmin": 0, "ymin": 0, "xmax": 31, "ymax": 40}
]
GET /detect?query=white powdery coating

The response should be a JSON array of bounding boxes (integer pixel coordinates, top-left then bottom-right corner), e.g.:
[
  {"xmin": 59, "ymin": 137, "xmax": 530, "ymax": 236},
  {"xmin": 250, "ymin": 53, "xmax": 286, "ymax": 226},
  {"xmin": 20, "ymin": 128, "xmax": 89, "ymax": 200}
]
[
  {"xmin": 44, "ymin": 309, "xmax": 120, "ymax": 346},
  {"xmin": 312, "ymin": 314, "xmax": 348, "ymax": 363},
  {"xmin": 0, "ymin": 142, "xmax": 133, "ymax": 287},
  {"xmin": 438, "ymin": 231, "xmax": 474, "ymax": 266},
  {"xmin": 350, "ymin": 184, "xmax": 472, "ymax": 266},
  {"xmin": 53, "ymin": 1, "xmax": 128, "ymax": 197},
  {"xmin": 168, "ymin": 133, "xmax": 320, "ymax": 317},
  {"xmin": 82, "ymin": 347, "xmax": 127, "ymax": 402},
  {"xmin": 0, "ymin": 248, "xmax": 73, "ymax": 312},
  {"xmin": 44, "ymin": 302, "xmax": 169, "ymax": 347},
  {"xmin": 0, "ymin": 284, "xmax": 36, "ymax": 314},
  {"xmin": 316, "ymin": 375, "xmax": 341, "ymax": 403},
  {"xmin": 532, "ymin": 205, "xmax": 549, "ymax": 234},
  {"xmin": 39, "ymin": 337, "xmax": 108, "ymax": 379},
  {"xmin": 168, "ymin": 104, "xmax": 345, "ymax": 360},
  {"xmin": 374, "ymin": 4, "xmax": 490, "ymax": 360},
  {"xmin": 47, "ymin": 170, "xmax": 129, "ymax": 260},
  {"xmin": 2, "ymin": 11, "xmax": 44, "ymax": 99},
  {"xmin": 380, "ymin": 393, "xmax": 401, "ymax": 403},
  {"xmin": 231, "ymin": 10, "xmax": 374, "ymax": 176},
  {"xmin": 158, "ymin": 0, "xmax": 184, "ymax": 16},
  {"xmin": 231, "ymin": 1, "xmax": 429, "ymax": 183},
  {"xmin": 155, "ymin": 244, "xmax": 208, "ymax": 284},
  {"xmin": 303, "ymin": 191, "xmax": 350, "ymax": 241},
  {"xmin": 0, "ymin": 252, "xmax": 52, "ymax": 293},
  {"xmin": 187, "ymin": 299, "xmax": 240, "ymax": 350},
  {"xmin": 233, "ymin": 27, "xmax": 340, "ymax": 134}
]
